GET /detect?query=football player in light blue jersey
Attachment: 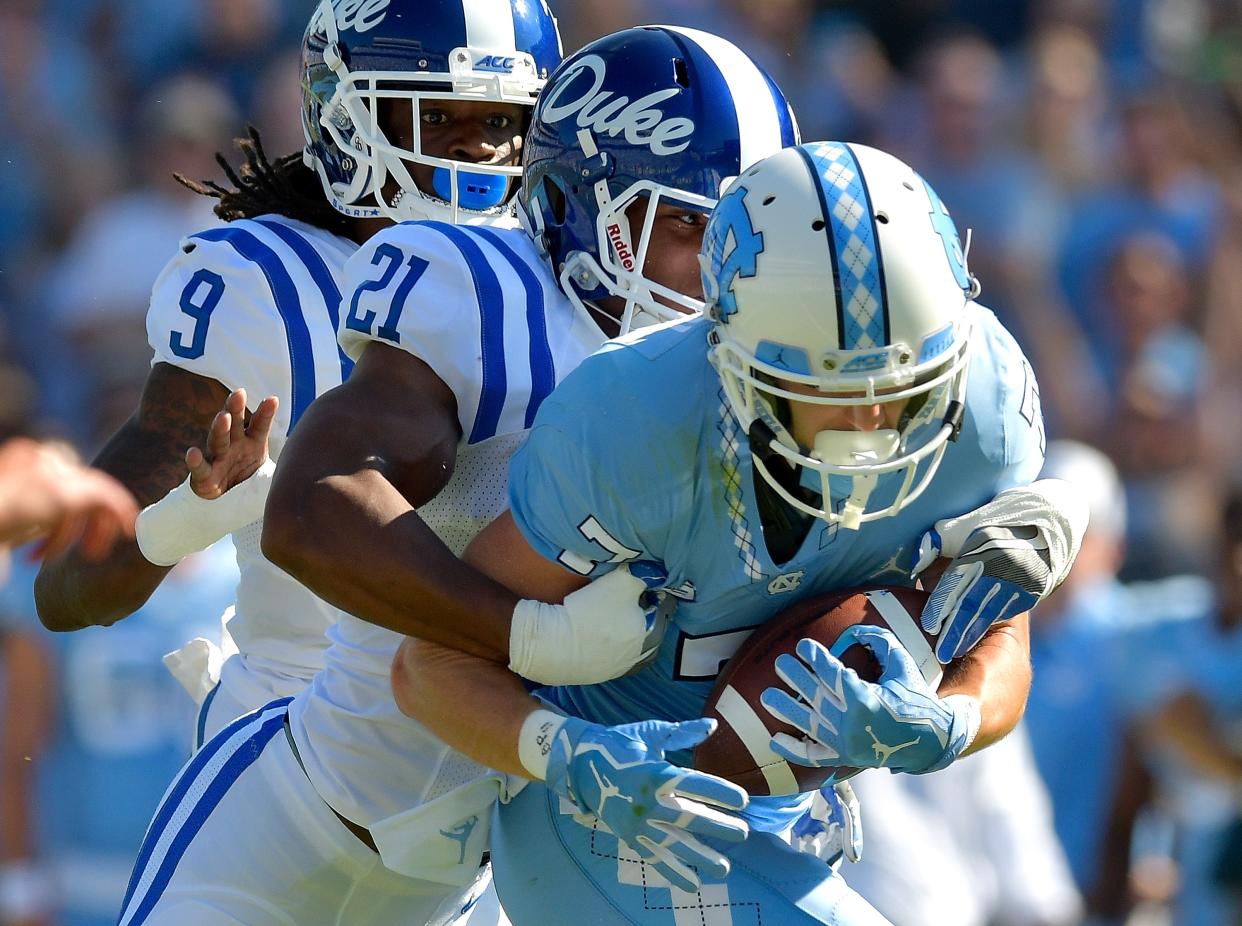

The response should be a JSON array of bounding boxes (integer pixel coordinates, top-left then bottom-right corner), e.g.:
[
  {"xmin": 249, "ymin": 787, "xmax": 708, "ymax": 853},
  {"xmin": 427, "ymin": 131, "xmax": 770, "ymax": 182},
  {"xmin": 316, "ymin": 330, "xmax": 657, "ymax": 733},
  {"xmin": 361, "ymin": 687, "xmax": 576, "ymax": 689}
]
[
  {"xmin": 34, "ymin": 0, "xmax": 560, "ymax": 749},
  {"xmin": 392, "ymin": 142, "xmax": 1089, "ymax": 925},
  {"xmin": 119, "ymin": 25, "xmax": 801, "ymax": 926}
]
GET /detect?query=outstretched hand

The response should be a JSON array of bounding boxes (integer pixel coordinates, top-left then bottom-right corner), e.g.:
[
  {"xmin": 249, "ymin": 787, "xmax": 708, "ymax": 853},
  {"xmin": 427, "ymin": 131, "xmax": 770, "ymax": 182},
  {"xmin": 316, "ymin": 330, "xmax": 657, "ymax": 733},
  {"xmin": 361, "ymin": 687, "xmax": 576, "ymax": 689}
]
[
  {"xmin": 0, "ymin": 438, "xmax": 138, "ymax": 561},
  {"xmin": 186, "ymin": 389, "xmax": 278, "ymax": 499}
]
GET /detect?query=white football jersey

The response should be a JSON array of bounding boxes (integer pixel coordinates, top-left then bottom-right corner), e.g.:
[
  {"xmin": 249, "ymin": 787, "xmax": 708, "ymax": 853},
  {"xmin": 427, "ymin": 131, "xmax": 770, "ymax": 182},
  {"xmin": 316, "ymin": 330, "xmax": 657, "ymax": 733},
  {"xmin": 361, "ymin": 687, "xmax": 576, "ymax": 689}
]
[
  {"xmin": 147, "ymin": 214, "xmax": 358, "ymax": 682},
  {"xmin": 288, "ymin": 220, "xmax": 604, "ymax": 881}
]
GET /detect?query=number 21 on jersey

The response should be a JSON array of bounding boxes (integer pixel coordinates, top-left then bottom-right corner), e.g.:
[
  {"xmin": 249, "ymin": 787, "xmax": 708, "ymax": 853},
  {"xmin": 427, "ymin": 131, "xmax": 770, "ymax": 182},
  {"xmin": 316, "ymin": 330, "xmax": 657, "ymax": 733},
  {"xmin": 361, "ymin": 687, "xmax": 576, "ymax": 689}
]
[{"xmin": 345, "ymin": 243, "xmax": 429, "ymax": 344}]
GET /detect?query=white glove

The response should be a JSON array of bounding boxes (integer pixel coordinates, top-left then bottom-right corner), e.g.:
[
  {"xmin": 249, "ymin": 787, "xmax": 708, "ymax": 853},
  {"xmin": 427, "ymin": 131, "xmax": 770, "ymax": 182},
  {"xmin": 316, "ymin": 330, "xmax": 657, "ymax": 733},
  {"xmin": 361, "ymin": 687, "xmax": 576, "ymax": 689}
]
[
  {"xmin": 792, "ymin": 779, "xmax": 863, "ymax": 866},
  {"xmin": 914, "ymin": 478, "xmax": 1089, "ymax": 662},
  {"xmin": 508, "ymin": 563, "xmax": 670, "ymax": 685}
]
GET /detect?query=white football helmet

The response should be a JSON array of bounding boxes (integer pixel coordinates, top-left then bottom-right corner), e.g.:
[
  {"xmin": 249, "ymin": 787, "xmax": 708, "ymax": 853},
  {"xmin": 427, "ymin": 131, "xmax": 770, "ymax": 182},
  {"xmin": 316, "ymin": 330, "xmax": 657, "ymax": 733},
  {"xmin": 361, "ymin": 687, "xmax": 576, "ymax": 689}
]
[
  {"xmin": 302, "ymin": 0, "xmax": 562, "ymax": 225},
  {"xmin": 702, "ymin": 141, "xmax": 980, "ymax": 529}
]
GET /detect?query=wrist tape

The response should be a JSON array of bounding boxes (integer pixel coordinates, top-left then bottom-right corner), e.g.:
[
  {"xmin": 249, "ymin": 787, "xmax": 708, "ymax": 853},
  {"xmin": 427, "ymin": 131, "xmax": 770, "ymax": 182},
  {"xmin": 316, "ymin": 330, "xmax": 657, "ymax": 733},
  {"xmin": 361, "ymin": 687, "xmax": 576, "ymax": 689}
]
[
  {"xmin": 136, "ymin": 457, "xmax": 275, "ymax": 566},
  {"xmin": 517, "ymin": 708, "xmax": 568, "ymax": 781}
]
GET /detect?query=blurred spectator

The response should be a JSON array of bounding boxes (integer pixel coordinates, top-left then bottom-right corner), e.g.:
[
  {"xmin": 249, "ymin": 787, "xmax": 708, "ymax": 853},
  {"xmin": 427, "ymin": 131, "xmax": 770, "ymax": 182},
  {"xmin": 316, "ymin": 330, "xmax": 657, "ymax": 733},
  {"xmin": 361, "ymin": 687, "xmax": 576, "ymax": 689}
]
[
  {"xmin": 1023, "ymin": 25, "xmax": 1110, "ymax": 195},
  {"xmin": 170, "ymin": 0, "xmax": 293, "ymax": 115},
  {"xmin": 557, "ymin": 0, "xmax": 899, "ymax": 141},
  {"xmin": 41, "ymin": 75, "xmax": 238, "ymax": 448},
  {"xmin": 1140, "ymin": 489, "xmax": 1242, "ymax": 926},
  {"xmin": 1024, "ymin": 441, "xmax": 1214, "ymax": 920},
  {"xmin": 846, "ymin": 728, "xmax": 1083, "ymax": 926},
  {"xmin": 249, "ymin": 49, "xmax": 306, "ymax": 160},
  {"xmin": 1200, "ymin": 169, "xmax": 1242, "ymax": 489},
  {"xmin": 0, "ymin": 0, "xmax": 118, "ymax": 289},
  {"xmin": 895, "ymin": 31, "xmax": 1061, "ymax": 336},
  {"xmin": 1056, "ymin": 85, "xmax": 1222, "ymax": 329},
  {"xmin": 0, "ymin": 543, "xmax": 236, "ymax": 926},
  {"xmin": 1090, "ymin": 232, "xmax": 1213, "ymax": 577}
]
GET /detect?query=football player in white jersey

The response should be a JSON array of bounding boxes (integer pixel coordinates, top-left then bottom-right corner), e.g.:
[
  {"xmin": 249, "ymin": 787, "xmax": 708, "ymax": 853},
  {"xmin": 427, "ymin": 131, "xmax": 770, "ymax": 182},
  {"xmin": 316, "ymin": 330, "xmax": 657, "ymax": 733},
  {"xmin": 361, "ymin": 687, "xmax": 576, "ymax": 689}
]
[
  {"xmin": 33, "ymin": 0, "xmax": 562, "ymax": 751},
  {"xmin": 116, "ymin": 26, "xmax": 801, "ymax": 926}
]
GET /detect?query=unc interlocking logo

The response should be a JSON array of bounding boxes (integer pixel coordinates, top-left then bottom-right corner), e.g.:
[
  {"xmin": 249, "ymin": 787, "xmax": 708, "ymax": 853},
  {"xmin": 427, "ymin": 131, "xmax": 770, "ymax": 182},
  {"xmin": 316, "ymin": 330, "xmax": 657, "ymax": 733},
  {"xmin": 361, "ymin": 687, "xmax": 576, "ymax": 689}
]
[
  {"xmin": 766, "ymin": 571, "xmax": 804, "ymax": 595},
  {"xmin": 703, "ymin": 184, "xmax": 764, "ymax": 322},
  {"xmin": 921, "ymin": 177, "xmax": 972, "ymax": 292}
]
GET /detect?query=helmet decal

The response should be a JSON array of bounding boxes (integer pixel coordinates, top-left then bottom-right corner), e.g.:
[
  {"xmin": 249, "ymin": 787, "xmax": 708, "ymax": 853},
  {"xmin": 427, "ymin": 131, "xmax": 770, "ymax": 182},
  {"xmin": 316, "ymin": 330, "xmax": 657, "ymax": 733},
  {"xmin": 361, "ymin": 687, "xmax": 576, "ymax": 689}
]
[
  {"xmin": 332, "ymin": 0, "xmax": 393, "ymax": 34},
  {"xmin": 538, "ymin": 54, "xmax": 696, "ymax": 157},
  {"xmin": 702, "ymin": 182, "xmax": 765, "ymax": 322},
  {"xmin": 922, "ymin": 177, "xmax": 973, "ymax": 293},
  {"xmin": 799, "ymin": 142, "xmax": 888, "ymax": 350}
]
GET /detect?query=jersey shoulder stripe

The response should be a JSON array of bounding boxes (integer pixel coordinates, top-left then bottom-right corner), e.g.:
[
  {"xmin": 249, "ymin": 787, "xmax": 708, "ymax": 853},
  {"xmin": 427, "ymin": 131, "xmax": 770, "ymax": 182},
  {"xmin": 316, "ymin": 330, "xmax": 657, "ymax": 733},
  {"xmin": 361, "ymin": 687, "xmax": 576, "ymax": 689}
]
[
  {"xmin": 254, "ymin": 218, "xmax": 354, "ymax": 381},
  {"xmin": 420, "ymin": 222, "xmax": 509, "ymax": 444},
  {"xmin": 191, "ymin": 226, "xmax": 318, "ymax": 431},
  {"xmin": 470, "ymin": 226, "xmax": 555, "ymax": 428}
]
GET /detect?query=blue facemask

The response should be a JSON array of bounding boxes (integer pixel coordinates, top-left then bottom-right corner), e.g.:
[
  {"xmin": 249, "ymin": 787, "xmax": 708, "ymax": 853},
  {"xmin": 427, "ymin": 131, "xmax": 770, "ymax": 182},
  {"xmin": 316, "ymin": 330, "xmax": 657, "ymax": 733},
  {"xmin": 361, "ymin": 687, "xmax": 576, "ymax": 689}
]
[{"xmin": 432, "ymin": 168, "xmax": 508, "ymax": 211}]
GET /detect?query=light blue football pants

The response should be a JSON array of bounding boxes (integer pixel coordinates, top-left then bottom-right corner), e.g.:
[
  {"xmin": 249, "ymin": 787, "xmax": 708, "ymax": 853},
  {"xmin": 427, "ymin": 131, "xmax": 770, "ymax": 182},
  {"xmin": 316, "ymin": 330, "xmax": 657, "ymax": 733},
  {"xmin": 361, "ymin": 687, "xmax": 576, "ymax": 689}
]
[{"xmin": 492, "ymin": 782, "xmax": 892, "ymax": 926}]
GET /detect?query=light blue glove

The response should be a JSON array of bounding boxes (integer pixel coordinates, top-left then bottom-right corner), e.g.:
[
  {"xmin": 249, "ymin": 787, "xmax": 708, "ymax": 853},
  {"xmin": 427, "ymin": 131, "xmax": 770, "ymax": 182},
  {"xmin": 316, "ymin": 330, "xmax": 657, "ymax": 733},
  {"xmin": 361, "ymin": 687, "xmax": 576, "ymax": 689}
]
[
  {"xmin": 760, "ymin": 626, "xmax": 981, "ymax": 775},
  {"xmin": 916, "ymin": 523, "xmax": 1052, "ymax": 663},
  {"xmin": 791, "ymin": 779, "xmax": 862, "ymax": 866},
  {"xmin": 544, "ymin": 716, "xmax": 749, "ymax": 891}
]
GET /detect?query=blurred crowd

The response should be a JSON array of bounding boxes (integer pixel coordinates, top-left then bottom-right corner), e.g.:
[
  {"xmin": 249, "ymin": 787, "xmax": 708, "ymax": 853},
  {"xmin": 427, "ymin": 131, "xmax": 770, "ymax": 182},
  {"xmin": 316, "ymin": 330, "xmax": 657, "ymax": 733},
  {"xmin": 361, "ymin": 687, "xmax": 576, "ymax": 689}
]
[{"xmin": 1, "ymin": 0, "xmax": 1241, "ymax": 924}]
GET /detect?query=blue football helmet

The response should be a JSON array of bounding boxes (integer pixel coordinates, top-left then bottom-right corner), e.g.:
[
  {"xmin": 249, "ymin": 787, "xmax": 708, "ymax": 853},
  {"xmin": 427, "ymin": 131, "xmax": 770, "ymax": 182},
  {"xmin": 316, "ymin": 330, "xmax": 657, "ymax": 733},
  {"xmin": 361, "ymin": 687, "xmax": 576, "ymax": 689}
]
[
  {"xmin": 519, "ymin": 26, "xmax": 799, "ymax": 333},
  {"xmin": 302, "ymin": 0, "xmax": 561, "ymax": 224},
  {"xmin": 704, "ymin": 142, "xmax": 980, "ymax": 529}
]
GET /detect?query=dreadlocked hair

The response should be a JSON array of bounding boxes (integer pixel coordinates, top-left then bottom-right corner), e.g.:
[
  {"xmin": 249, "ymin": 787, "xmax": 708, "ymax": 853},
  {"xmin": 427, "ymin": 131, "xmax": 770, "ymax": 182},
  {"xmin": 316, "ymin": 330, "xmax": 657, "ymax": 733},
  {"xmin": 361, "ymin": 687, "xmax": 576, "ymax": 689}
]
[{"xmin": 176, "ymin": 126, "xmax": 351, "ymax": 236}]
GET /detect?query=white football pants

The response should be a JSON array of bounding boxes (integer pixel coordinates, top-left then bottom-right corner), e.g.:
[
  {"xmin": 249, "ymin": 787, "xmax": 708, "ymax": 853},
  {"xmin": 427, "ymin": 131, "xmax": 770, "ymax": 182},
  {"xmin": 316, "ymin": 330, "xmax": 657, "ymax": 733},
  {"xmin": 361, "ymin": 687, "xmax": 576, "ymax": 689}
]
[{"xmin": 120, "ymin": 699, "xmax": 507, "ymax": 926}]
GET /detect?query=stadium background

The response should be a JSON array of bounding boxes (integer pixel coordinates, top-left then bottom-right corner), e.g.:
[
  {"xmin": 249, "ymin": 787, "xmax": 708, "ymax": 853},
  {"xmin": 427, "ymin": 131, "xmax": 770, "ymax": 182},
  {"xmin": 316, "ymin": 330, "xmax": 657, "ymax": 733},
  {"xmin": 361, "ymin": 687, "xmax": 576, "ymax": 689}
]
[{"xmin": 1, "ymin": 0, "xmax": 1241, "ymax": 924}]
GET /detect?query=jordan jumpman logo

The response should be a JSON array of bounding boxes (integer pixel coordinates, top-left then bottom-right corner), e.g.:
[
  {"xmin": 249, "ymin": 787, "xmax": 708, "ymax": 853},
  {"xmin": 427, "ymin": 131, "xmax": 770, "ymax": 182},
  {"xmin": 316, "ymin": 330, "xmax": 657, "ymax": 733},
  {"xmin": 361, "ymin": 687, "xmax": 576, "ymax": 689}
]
[
  {"xmin": 591, "ymin": 763, "xmax": 634, "ymax": 817},
  {"xmin": 439, "ymin": 815, "xmax": 479, "ymax": 865},
  {"xmin": 866, "ymin": 725, "xmax": 919, "ymax": 766}
]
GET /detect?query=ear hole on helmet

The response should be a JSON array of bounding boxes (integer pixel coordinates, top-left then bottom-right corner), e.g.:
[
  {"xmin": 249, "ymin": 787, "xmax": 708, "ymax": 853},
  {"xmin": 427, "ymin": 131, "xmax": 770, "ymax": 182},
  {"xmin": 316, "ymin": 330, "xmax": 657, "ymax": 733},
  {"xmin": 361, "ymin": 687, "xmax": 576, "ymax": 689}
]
[
  {"xmin": 876, "ymin": 212, "xmax": 889, "ymax": 224},
  {"xmin": 542, "ymin": 178, "xmax": 567, "ymax": 225},
  {"xmin": 763, "ymin": 194, "xmax": 776, "ymax": 206},
  {"xmin": 673, "ymin": 58, "xmax": 691, "ymax": 89},
  {"xmin": 902, "ymin": 181, "xmax": 915, "ymax": 191},
  {"xmin": 812, "ymin": 219, "xmax": 826, "ymax": 231}
]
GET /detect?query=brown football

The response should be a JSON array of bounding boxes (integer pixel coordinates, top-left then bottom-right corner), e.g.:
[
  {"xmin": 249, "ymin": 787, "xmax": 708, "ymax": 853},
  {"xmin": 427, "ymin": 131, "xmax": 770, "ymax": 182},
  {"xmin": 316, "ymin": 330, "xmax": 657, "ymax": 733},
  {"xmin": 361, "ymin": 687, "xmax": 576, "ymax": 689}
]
[{"xmin": 694, "ymin": 586, "xmax": 938, "ymax": 796}]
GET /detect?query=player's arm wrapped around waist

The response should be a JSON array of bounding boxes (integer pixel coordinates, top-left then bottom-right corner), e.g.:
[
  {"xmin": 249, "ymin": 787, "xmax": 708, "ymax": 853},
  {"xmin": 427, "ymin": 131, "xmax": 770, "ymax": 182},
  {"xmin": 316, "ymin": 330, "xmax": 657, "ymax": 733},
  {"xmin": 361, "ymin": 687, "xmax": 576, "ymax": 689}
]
[{"xmin": 508, "ymin": 563, "xmax": 670, "ymax": 685}]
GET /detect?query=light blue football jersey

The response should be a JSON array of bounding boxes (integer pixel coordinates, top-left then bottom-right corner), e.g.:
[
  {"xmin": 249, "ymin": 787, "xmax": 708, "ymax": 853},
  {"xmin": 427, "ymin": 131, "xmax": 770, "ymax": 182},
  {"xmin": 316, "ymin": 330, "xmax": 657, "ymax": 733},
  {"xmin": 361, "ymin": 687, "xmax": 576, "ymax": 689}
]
[
  {"xmin": 0, "ymin": 546, "xmax": 238, "ymax": 926},
  {"xmin": 509, "ymin": 304, "xmax": 1046, "ymax": 830}
]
